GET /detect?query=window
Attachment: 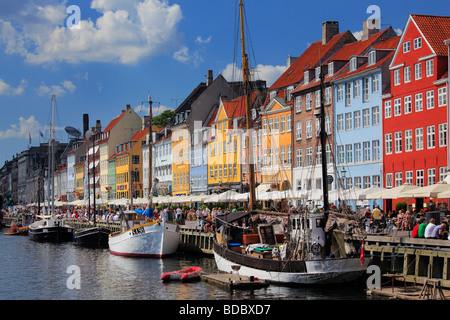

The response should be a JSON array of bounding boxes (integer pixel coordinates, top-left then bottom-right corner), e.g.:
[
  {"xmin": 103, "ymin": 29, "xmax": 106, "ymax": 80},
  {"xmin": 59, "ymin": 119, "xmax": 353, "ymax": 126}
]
[
  {"xmin": 373, "ymin": 175, "xmax": 381, "ymax": 187},
  {"xmin": 345, "ymin": 83, "xmax": 351, "ymax": 106},
  {"xmin": 394, "ymin": 131, "xmax": 402, "ymax": 153},
  {"xmin": 316, "ymin": 146, "xmax": 322, "ymax": 165},
  {"xmin": 306, "ymin": 93, "xmax": 312, "ymax": 110},
  {"xmin": 426, "ymin": 59, "xmax": 434, "ymax": 77},
  {"xmin": 428, "ymin": 168, "xmax": 436, "ymax": 186},
  {"xmin": 385, "ymin": 133, "xmax": 393, "ymax": 154},
  {"xmin": 350, "ymin": 57, "xmax": 357, "ymax": 71},
  {"xmin": 337, "ymin": 114, "xmax": 344, "ymax": 132},
  {"xmin": 287, "ymin": 146, "xmax": 292, "ymax": 165},
  {"xmin": 404, "ymin": 66, "xmax": 411, "ymax": 83},
  {"xmin": 405, "ymin": 171, "xmax": 413, "ymax": 184},
  {"xmin": 274, "ymin": 117, "xmax": 279, "ymax": 134},
  {"xmin": 263, "ymin": 119, "xmax": 267, "ymax": 135},
  {"xmin": 372, "ymin": 106, "xmax": 379, "ymax": 126},
  {"xmin": 337, "ymin": 146, "xmax": 344, "ymax": 165},
  {"xmin": 304, "ymin": 71, "xmax": 309, "ymax": 84},
  {"xmin": 296, "ymin": 149, "xmax": 302, "ymax": 167},
  {"xmin": 354, "ymin": 110, "xmax": 361, "ymax": 129},
  {"xmin": 354, "ymin": 143, "xmax": 361, "ymax": 163},
  {"xmin": 295, "ymin": 96, "xmax": 301, "ymax": 113},
  {"xmin": 364, "ymin": 176, "xmax": 371, "ymax": 189},
  {"xmin": 306, "ymin": 147, "xmax": 313, "ymax": 166},
  {"xmin": 286, "ymin": 114, "xmax": 291, "ymax": 132},
  {"xmin": 403, "ymin": 41, "xmax": 410, "ymax": 53},
  {"xmin": 368, "ymin": 51, "xmax": 376, "ymax": 66},
  {"xmin": 325, "ymin": 116, "xmax": 332, "ymax": 135},
  {"xmin": 269, "ymin": 118, "xmax": 273, "ymax": 134},
  {"xmin": 394, "ymin": 98, "xmax": 401, "ymax": 116},
  {"xmin": 372, "ymin": 74, "xmax": 379, "ymax": 92},
  {"xmin": 405, "ymin": 129, "xmax": 412, "ymax": 152},
  {"xmin": 394, "ymin": 69, "xmax": 401, "ymax": 86},
  {"xmin": 363, "ymin": 141, "xmax": 371, "ymax": 162},
  {"xmin": 280, "ymin": 146, "xmax": 285, "ymax": 165},
  {"xmin": 286, "ymin": 86, "xmax": 294, "ymax": 101},
  {"xmin": 363, "ymin": 108, "xmax": 370, "ymax": 127},
  {"xmin": 345, "ymin": 144, "xmax": 352, "ymax": 164},
  {"xmin": 427, "ymin": 125, "xmax": 435, "ymax": 149},
  {"xmin": 325, "ymin": 87, "xmax": 332, "ymax": 105},
  {"xmin": 328, "ymin": 62, "xmax": 334, "ymax": 76},
  {"xmin": 372, "ymin": 140, "xmax": 380, "ymax": 160},
  {"xmin": 315, "ymin": 67, "xmax": 321, "ymax": 81},
  {"xmin": 280, "ymin": 116, "xmax": 285, "ymax": 133},
  {"xmin": 395, "ymin": 172, "xmax": 403, "ymax": 187},
  {"xmin": 345, "ymin": 113, "xmax": 352, "ymax": 131},
  {"xmin": 415, "ymin": 63, "xmax": 422, "ymax": 80},
  {"xmin": 385, "ymin": 100, "xmax": 392, "ymax": 118},
  {"xmin": 416, "ymin": 170, "xmax": 424, "ymax": 187},
  {"xmin": 440, "ymin": 167, "xmax": 447, "ymax": 182},
  {"xmin": 306, "ymin": 120, "xmax": 312, "ymax": 139},
  {"xmin": 426, "ymin": 90, "xmax": 435, "ymax": 109},
  {"xmin": 415, "ymin": 128, "xmax": 424, "ymax": 150},
  {"xmin": 413, "ymin": 37, "xmax": 422, "ymax": 49},
  {"xmin": 438, "ymin": 87, "xmax": 447, "ymax": 107},
  {"xmin": 355, "ymin": 177, "xmax": 362, "ymax": 188},
  {"xmin": 268, "ymin": 148, "xmax": 273, "ymax": 166},
  {"xmin": 386, "ymin": 173, "xmax": 393, "ymax": 188},
  {"xmin": 439, "ymin": 123, "xmax": 447, "ymax": 147},
  {"xmin": 296, "ymin": 122, "xmax": 302, "ymax": 140},
  {"xmin": 415, "ymin": 93, "xmax": 423, "ymax": 112},
  {"xmin": 337, "ymin": 84, "xmax": 344, "ymax": 102},
  {"xmin": 315, "ymin": 90, "xmax": 321, "ymax": 108},
  {"xmin": 354, "ymin": 80, "xmax": 361, "ymax": 98},
  {"xmin": 363, "ymin": 77, "xmax": 370, "ymax": 102},
  {"xmin": 404, "ymin": 96, "xmax": 412, "ymax": 114}
]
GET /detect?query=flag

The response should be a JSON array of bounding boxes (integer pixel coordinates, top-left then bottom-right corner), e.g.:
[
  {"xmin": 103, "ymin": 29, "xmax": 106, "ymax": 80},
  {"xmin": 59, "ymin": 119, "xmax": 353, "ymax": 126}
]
[
  {"xmin": 148, "ymin": 91, "xmax": 152, "ymax": 103},
  {"xmin": 28, "ymin": 132, "xmax": 31, "ymax": 145},
  {"xmin": 40, "ymin": 130, "xmax": 44, "ymax": 139},
  {"xmin": 360, "ymin": 240, "xmax": 365, "ymax": 266}
]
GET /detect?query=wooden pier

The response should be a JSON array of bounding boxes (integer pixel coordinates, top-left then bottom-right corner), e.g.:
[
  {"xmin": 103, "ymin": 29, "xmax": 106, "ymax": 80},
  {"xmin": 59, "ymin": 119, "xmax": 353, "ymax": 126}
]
[
  {"xmin": 365, "ymin": 231, "xmax": 450, "ymax": 289},
  {"xmin": 200, "ymin": 273, "xmax": 269, "ymax": 291}
]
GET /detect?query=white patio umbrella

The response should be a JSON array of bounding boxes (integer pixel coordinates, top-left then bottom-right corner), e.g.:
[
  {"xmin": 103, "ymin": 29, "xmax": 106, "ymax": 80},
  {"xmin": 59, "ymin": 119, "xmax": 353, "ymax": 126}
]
[
  {"xmin": 343, "ymin": 187, "xmax": 364, "ymax": 200},
  {"xmin": 408, "ymin": 181, "xmax": 450, "ymax": 198},
  {"xmin": 358, "ymin": 186, "xmax": 386, "ymax": 200},
  {"xmin": 366, "ymin": 183, "xmax": 420, "ymax": 200}
]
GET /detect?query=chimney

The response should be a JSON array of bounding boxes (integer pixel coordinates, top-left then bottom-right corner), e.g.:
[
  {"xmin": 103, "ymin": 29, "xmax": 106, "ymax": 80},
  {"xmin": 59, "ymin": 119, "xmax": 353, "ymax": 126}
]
[
  {"xmin": 142, "ymin": 115, "xmax": 149, "ymax": 129},
  {"xmin": 126, "ymin": 104, "xmax": 131, "ymax": 110},
  {"xmin": 287, "ymin": 55, "xmax": 298, "ymax": 68},
  {"xmin": 95, "ymin": 120, "xmax": 101, "ymax": 133},
  {"xmin": 83, "ymin": 114, "xmax": 89, "ymax": 138},
  {"xmin": 322, "ymin": 21, "xmax": 339, "ymax": 45},
  {"xmin": 207, "ymin": 70, "xmax": 213, "ymax": 86},
  {"xmin": 362, "ymin": 18, "xmax": 380, "ymax": 41}
]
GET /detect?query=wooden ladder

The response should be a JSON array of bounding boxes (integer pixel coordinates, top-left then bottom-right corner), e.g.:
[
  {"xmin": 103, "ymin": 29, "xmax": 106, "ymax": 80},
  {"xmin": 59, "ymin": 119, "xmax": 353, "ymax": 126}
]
[{"xmin": 419, "ymin": 279, "xmax": 446, "ymax": 300}]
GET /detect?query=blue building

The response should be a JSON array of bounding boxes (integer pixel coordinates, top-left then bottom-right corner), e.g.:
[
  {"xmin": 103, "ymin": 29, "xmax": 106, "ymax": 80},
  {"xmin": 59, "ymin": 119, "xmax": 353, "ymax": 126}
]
[{"xmin": 332, "ymin": 36, "xmax": 400, "ymax": 211}]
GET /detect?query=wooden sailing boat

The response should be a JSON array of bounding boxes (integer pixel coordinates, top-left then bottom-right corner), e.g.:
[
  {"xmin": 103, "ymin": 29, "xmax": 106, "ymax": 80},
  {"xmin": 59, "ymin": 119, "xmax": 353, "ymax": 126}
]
[
  {"xmin": 29, "ymin": 95, "xmax": 74, "ymax": 242},
  {"xmin": 212, "ymin": 0, "xmax": 369, "ymax": 285},
  {"xmin": 108, "ymin": 95, "xmax": 180, "ymax": 257}
]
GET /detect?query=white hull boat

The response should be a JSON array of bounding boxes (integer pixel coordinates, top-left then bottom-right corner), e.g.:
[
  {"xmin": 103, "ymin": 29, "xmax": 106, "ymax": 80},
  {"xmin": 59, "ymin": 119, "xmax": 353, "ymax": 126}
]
[{"xmin": 109, "ymin": 219, "xmax": 180, "ymax": 258}]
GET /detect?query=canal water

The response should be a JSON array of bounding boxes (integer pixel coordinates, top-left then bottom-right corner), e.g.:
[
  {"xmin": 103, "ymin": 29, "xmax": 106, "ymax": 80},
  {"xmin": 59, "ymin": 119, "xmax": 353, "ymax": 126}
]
[{"xmin": 0, "ymin": 228, "xmax": 370, "ymax": 301}]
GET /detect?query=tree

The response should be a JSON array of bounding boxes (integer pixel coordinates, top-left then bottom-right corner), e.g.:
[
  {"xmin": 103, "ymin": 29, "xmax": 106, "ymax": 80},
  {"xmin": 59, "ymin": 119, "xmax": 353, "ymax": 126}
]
[{"xmin": 152, "ymin": 110, "xmax": 174, "ymax": 127}]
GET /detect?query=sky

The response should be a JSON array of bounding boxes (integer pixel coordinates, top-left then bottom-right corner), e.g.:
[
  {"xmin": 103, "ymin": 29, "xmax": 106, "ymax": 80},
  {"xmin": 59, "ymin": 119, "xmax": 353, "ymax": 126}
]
[{"xmin": 0, "ymin": 0, "xmax": 448, "ymax": 166}]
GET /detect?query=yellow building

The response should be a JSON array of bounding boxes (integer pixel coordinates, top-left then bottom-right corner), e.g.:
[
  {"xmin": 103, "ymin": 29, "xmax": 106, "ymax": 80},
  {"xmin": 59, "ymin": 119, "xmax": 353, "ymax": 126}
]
[
  {"xmin": 259, "ymin": 97, "xmax": 293, "ymax": 192},
  {"xmin": 207, "ymin": 97, "xmax": 246, "ymax": 193},
  {"xmin": 74, "ymin": 161, "xmax": 85, "ymax": 200},
  {"xmin": 114, "ymin": 146, "xmax": 130, "ymax": 200},
  {"xmin": 171, "ymin": 124, "xmax": 190, "ymax": 196}
]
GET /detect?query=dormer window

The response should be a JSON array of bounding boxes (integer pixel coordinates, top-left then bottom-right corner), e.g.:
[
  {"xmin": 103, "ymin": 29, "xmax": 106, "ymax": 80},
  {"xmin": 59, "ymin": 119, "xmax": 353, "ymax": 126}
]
[
  {"xmin": 286, "ymin": 86, "xmax": 294, "ymax": 101},
  {"xmin": 251, "ymin": 109, "xmax": 256, "ymax": 120},
  {"xmin": 328, "ymin": 62, "xmax": 334, "ymax": 76},
  {"xmin": 349, "ymin": 57, "xmax": 357, "ymax": 72},
  {"xmin": 269, "ymin": 91, "xmax": 276, "ymax": 100},
  {"xmin": 315, "ymin": 67, "xmax": 321, "ymax": 81},
  {"xmin": 368, "ymin": 51, "xmax": 376, "ymax": 66},
  {"xmin": 304, "ymin": 71, "xmax": 309, "ymax": 84}
]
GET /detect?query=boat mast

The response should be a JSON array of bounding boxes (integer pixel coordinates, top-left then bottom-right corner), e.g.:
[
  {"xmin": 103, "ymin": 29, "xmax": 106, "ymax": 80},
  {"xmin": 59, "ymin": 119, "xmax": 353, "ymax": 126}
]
[
  {"xmin": 239, "ymin": 0, "xmax": 256, "ymax": 211},
  {"xmin": 50, "ymin": 94, "xmax": 55, "ymax": 215},
  {"xmin": 318, "ymin": 70, "xmax": 328, "ymax": 212},
  {"xmin": 147, "ymin": 94, "xmax": 154, "ymax": 213}
]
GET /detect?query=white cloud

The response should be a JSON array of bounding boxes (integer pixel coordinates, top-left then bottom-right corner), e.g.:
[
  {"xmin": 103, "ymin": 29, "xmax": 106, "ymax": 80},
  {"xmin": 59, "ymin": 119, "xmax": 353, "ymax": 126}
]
[
  {"xmin": 37, "ymin": 80, "xmax": 76, "ymax": 97},
  {"xmin": 0, "ymin": 0, "xmax": 183, "ymax": 65},
  {"xmin": 195, "ymin": 36, "xmax": 212, "ymax": 44},
  {"xmin": 222, "ymin": 63, "xmax": 287, "ymax": 87},
  {"xmin": 136, "ymin": 103, "xmax": 173, "ymax": 116},
  {"xmin": 0, "ymin": 78, "xmax": 27, "ymax": 96},
  {"xmin": 173, "ymin": 46, "xmax": 203, "ymax": 66},
  {"xmin": 352, "ymin": 30, "xmax": 363, "ymax": 41},
  {"xmin": 0, "ymin": 115, "xmax": 45, "ymax": 140}
]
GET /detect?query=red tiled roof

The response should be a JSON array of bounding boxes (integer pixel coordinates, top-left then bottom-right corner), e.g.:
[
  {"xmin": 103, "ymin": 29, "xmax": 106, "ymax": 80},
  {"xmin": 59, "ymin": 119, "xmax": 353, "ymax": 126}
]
[
  {"xmin": 103, "ymin": 110, "xmax": 126, "ymax": 133},
  {"xmin": 372, "ymin": 36, "xmax": 401, "ymax": 50},
  {"xmin": 269, "ymin": 31, "xmax": 355, "ymax": 90},
  {"xmin": 222, "ymin": 92, "xmax": 258, "ymax": 119},
  {"xmin": 131, "ymin": 127, "xmax": 149, "ymax": 142},
  {"xmin": 412, "ymin": 14, "xmax": 450, "ymax": 56}
]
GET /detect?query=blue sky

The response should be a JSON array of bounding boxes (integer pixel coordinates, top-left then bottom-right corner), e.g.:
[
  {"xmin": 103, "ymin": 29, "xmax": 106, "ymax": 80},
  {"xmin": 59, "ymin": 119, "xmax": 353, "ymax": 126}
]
[{"xmin": 0, "ymin": 0, "xmax": 447, "ymax": 165}]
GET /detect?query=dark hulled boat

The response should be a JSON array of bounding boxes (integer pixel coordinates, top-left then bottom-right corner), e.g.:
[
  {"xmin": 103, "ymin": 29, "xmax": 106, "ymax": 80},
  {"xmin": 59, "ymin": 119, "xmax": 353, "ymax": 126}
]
[
  {"xmin": 73, "ymin": 226, "xmax": 110, "ymax": 248},
  {"xmin": 28, "ymin": 215, "xmax": 73, "ymax": 242}
]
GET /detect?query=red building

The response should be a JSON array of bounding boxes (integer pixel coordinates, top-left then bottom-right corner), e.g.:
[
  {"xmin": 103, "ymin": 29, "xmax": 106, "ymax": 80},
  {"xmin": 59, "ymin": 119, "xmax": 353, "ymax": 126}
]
[{"xmin": 382, "ymin": 14, "xmax": 450, "ymax": 210}]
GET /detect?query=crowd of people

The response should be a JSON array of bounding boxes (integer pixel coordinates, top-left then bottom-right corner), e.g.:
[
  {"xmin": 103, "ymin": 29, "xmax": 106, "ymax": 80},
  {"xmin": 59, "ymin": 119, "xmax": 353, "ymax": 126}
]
[{"xmin": 361, "ymin": 205, "xmax": 449, "ymax": 240}]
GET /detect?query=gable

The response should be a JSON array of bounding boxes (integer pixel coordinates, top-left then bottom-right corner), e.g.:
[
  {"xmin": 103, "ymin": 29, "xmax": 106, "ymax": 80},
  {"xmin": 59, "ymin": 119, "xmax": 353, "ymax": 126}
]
[
  {"xmin": 215, "ymin": 101, "xmax": 229, "ymax": 122},
  {"xmin": 265, "ymin": 97, "xmax": 288, "ymax": 113}
]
